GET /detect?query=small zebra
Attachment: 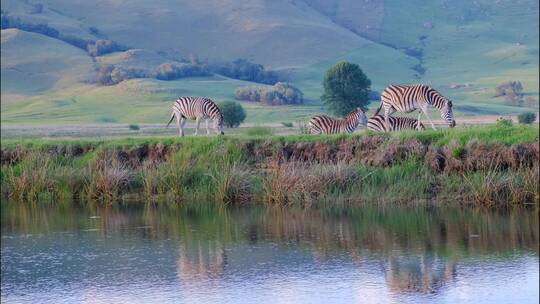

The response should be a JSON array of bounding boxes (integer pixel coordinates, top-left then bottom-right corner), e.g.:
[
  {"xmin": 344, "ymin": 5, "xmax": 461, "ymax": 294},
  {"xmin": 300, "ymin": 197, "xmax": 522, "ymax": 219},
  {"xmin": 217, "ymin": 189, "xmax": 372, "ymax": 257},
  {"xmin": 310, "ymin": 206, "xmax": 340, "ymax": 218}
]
[
  {"xmin": 308, "ymin": 108, "xmax": 368, "ymax": 134},
  {"xmin": 166, "ymin": 97, "xmax": 224, "ymax": 136},
  {"xmin": 374, "ymin": 84, "xmax": 456, "ymax": 130},
  {"xmin": 367, "ymin": 115, "xmax": 425, "ymax": 132}
]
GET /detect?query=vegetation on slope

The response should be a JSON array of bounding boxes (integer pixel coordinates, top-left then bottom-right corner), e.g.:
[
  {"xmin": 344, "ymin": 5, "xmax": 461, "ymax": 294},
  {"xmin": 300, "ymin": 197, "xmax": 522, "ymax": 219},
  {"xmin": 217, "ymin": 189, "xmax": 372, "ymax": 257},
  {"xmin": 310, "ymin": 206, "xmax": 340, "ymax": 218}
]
[{"xmin": 1, "ymin": 124, "xmax": 538, "ymax": 206}]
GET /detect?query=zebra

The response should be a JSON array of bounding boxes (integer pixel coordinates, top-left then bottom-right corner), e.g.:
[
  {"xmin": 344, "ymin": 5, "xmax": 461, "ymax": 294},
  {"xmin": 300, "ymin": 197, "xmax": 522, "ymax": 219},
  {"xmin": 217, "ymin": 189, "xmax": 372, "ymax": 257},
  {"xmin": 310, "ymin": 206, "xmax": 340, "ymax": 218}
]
[
  {"xmin": 166, "ymin": 97, "xmax": 224, "ymax": 136},
  {"xmin": 367, "ymin": 115, "xmax": 425, "ymax": 132},
  {"xmin": 308, "ymin": 108, "xmax": 368, "ymax": 134},
  {"xmin": 374, "ymin": 84, "xmax": 456, "ymax": 130}
]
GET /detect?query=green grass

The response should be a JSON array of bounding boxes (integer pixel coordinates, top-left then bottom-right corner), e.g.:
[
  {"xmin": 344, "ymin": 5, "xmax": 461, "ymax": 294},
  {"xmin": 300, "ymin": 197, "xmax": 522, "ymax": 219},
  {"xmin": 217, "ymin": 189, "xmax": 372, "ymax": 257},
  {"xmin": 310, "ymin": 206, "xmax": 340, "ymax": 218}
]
[
  {"xmin": 1, "ymin": 124, "xmax": 538, "ymax": 206},
  {"xmin": 1, "ymin": 123, "xmax": 537, "ymax": 149}
]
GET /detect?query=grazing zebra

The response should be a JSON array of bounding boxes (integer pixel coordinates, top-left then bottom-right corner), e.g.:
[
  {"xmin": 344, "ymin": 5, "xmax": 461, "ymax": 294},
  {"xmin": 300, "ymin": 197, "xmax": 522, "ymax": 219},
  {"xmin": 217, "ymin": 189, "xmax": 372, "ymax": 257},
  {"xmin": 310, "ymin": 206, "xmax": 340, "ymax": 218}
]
[
  {"xmin": 308, "ymin": 108, "xmax": 368, "ymax": 134},
  {"xmin": 367, "ymin": 115, "xmax": 425, "ymax": 132},
  {"xmin": 166, "ymin": 97, "xmax": 224, "ymax": 136},
  {"xmin": 374, "ymin": 84, "xmax": 456, "ymax": 130}
]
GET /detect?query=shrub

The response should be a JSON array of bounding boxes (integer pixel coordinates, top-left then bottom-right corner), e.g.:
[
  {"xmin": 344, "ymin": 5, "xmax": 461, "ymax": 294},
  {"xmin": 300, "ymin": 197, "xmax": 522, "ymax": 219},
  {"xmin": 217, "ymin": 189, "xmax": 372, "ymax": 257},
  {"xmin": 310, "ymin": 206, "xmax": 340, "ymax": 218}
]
[
  {"xmin": 518, "ymin": 112, "xmax": 536, "ymax": 124},
  {"xmin": 87, "ymin": 39, "xmax": 125, "ymax": 56},
  {"xmin": 210, "ymin": 59, "xmax": 278, "ymax": 84},
  {"xmin": 1, "ymin": 10, "xmax": 59, "ymax": 38},
  {"xmin": 282, "ymin": 122, "xmax": 293, "ymax": 127},
  {"xmin": 218, "ymin": 101, "xmax": 246, "ymax": 128},
  {"xmin": 61, "ymin": 35, "xmax": 92, "ymax": 50},
  {"xmin": 496, "ymin": 117, "xmax": 513, "ymax": 128},
  {"xmin": 235, "ymin": 82, "xmax": 303, "ymax": 105},
  {"xmin": 321, "ymin": 61, "xmax": 371, "ymax": 116},
  {"xmin": 96, "ymin": 65, "xmax": 145, "ymax": 85},
  {"xmin": 128, "ymin": 124, "xmax": 140, "ymax": 131},
  {"xmin": 495, "ymin": 81, "xmax": 523, "ymax": 104},
  {"xmin": 89, "ymin": 26, "xmax": 99, "ymax": 36},
  {"xmin": 155, "ymin": 62, "xmax": 211, "ymax": 80}
]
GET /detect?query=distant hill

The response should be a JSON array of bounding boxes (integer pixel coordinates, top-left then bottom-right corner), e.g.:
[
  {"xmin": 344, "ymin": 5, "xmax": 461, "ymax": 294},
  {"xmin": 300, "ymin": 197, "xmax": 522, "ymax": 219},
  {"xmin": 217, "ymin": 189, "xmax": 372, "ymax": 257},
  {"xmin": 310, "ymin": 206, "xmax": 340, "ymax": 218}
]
[{"xmin": 1, "ymin": 0, "xmax": 538, "ymax": 124}]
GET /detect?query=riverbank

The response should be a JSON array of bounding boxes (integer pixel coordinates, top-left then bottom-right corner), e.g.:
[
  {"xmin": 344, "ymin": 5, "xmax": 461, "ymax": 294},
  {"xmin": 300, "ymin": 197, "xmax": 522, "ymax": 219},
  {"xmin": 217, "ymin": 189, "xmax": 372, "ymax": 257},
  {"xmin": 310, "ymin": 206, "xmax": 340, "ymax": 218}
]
[{"xmin": 1, "ymin": 124, "xmax": 538, "ymax": 207}]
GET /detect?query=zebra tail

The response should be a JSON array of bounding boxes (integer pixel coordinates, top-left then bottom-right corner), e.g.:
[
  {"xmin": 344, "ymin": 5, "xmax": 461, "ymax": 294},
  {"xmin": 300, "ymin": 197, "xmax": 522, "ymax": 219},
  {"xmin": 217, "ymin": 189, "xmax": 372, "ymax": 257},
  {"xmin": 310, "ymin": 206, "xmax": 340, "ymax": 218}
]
[
  {"xmin": 373, "ymin": 102, "xmax": 383, "ymax": 116},
  {"xmin": 166, "ymin": 113, "xmax": 175, "ymax": 128}
]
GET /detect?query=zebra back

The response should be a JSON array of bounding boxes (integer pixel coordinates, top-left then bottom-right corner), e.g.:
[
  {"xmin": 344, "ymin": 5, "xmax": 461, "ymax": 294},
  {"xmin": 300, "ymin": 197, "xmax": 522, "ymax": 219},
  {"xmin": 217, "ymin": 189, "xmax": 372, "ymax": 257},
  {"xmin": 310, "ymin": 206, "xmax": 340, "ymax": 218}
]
[
  {"xmin": 367, "ymin": 115, "xmax": 425, "ymax": 132},
  {"xmin": 309, "ymin": 108, "xmax": 367, "ymax": 134},
  {"xmin": 173, "ymin": 97, "xmax": 223, "ymax": 122},
  {"xmin": 377, "ymin": 84, "xmax": 455, "ymax": 127}
]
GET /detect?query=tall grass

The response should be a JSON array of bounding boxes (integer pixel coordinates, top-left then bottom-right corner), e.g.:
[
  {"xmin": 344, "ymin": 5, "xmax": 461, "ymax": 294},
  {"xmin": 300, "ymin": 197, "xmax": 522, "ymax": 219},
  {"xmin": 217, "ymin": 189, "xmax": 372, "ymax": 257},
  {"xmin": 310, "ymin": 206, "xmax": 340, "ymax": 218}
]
[
  {"xmin": 4, "ymin": 152, "xmax": 54, "ymax": 203},
  {"xmin": 1, "ymin": 124, "xmax": 538, "ymax": 206},
  {"xmin": 84, "ymin": 155, "xmax": 130, "ymax": 204}
]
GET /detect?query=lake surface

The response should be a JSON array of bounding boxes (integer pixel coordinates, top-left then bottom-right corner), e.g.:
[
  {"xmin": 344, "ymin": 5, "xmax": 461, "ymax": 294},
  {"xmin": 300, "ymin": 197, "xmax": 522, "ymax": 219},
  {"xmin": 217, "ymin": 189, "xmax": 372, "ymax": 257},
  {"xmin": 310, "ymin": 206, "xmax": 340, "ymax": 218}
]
[{"xmin": 1, "ymin": 202, "xmax": 538, "ymax": 304}]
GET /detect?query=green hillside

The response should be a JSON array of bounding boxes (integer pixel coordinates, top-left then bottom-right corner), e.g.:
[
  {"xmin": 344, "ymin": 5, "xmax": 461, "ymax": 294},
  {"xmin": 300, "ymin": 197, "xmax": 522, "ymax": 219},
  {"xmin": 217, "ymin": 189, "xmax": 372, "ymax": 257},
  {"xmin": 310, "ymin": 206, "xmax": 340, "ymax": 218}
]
[{"xmin": 1, "ymin": 0, "xmax": 538, "ymax": 125}]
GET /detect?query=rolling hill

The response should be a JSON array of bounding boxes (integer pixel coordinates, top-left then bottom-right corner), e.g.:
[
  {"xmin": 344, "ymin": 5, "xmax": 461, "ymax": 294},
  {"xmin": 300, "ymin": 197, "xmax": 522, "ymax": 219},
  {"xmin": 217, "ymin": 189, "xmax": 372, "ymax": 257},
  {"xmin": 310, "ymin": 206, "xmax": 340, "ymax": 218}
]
[{"xmin": 1, "ymin": 0, "xmax": 538, "ymax": 125}]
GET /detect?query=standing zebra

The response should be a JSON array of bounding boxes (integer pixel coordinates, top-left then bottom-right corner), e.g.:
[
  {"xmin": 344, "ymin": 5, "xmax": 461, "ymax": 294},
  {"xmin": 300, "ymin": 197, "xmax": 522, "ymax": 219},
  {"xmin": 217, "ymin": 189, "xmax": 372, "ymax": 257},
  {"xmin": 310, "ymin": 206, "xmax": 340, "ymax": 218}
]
[
  {"xmin": 367, "ymin": 115, "xmax": 425, "ymax": 132},
  {"xmin": 374, "ymin": 84, "xmax": 456, "ymax": 130},
  {"xmin": 166, "ymin": 97, "xmax": 224, "ymax": 136},
  {"xmin": 308, "ymin": 108, "xmax": 368, "ymax": 134}
]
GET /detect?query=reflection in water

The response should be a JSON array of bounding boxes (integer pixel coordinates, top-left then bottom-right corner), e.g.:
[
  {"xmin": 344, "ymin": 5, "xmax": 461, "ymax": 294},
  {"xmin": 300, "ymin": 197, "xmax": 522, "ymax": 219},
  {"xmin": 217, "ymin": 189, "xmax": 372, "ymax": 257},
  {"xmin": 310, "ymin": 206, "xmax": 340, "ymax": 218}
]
[
  {"xmin": 385, "ymin": 255, "xmax": 456, "ymax": 294},
  {"xmin": 176, "ymin": 240, "xmax": 227, "ymax": 282},
  {"xmin": 1, "ymin": 202, "xmax": 538, "ymax": 303}
]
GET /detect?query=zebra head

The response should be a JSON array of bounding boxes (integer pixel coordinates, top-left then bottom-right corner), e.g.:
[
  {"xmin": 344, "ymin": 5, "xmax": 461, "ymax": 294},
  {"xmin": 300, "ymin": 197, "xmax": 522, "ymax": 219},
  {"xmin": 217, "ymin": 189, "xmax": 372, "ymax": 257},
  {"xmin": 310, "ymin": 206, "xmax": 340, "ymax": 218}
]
[
  {"xmin": 215, "ymin": 114, "xmax": 224, "ymax": 135},
  {"xmin": 416, "ymin": 120, "xmax": 426, "ymax": 130},
  {"xmin": 354, "ymin": 107, "xmax": 368, "ymax": 126},
  {"xmin": 442, "ymin": 100, "xmax": 456, "ymax": 128}
]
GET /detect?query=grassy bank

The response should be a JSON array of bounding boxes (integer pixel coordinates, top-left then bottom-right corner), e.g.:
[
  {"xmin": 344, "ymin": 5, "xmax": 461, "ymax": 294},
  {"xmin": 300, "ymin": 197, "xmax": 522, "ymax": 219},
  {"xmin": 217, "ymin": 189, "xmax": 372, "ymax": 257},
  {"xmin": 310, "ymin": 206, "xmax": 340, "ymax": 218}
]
[{"xmin": 1, "ymin": 124, "xmax": 538, "ymax": 207}]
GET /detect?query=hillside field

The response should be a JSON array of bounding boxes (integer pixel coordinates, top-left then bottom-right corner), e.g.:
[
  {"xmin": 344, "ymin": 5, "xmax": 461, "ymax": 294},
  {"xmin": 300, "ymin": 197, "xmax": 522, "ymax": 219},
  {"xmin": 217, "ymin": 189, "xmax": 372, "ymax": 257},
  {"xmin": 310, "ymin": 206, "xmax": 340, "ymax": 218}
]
[{"xmin": 1, "ymin": 0, "xmax": 538, "ymax": 125}]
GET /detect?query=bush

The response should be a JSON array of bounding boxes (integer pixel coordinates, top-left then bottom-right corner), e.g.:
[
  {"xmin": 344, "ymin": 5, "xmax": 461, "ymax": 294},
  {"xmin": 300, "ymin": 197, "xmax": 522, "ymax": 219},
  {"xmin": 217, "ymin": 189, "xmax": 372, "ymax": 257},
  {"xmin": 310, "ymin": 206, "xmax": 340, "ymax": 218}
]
[
  {"xmin": 496, "ymin": 117, "xmax": 513, "ymax": 128},
  {"xmin": 155, "ymin": 62, "xmax": 211, "ymax": 80},
  {"xmin": 60, "ymin": 35, "xmax": 92, "ymax": 50},
  {"xmin": 235, "ymin": 82, "xmax": 303, "ymax": 105},
  {"xmin": 321, "ymin": 61, "xmax": 371, "ymax": 116},
  {"xmin": 518, "ymin": 112, "xmax": 536, "ymax": 124},
  {"xmin": 218, "ymin": 101, "xmax": 246, "ymax": 128},
  {"xmin": 1, "ymin": 10, "xmax": 59, "ymax": 38},
  {"xmin": 96, "ymin": 65, "xmax": 147, "ymax": 85},
  {"xmin": 282, "ymin": 122, "xmax": 293, "ymax": 127},
  {"xmin": 211, "ymin": 59, "xmax": 278, "ymax": 84},
  {"xmin": 495, "ymin": 81, "xmax": 523, "ymax": 105},
  {"xmin": 87, "ymin": 39, "xmax": 125, "ymax": 56}
]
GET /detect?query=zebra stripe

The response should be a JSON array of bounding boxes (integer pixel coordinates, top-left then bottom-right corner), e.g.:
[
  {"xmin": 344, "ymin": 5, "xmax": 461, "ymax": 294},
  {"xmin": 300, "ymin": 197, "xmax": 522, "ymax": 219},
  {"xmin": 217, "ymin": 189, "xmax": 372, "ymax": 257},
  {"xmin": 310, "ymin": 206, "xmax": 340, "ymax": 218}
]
[
  {"xmin": 374, "ymin": 84, "xmax": 456, "ymax": 129},
  {"xmin": 367, "ymin": 115, "xmax": 425, "ymax": 132},
  {"xmin": 166, "ymin": 97, "xmax": 224, "ymax": 136},
  {"xmin": 308, "ymin": 108, "xmax": 367, "ymax": 134}
]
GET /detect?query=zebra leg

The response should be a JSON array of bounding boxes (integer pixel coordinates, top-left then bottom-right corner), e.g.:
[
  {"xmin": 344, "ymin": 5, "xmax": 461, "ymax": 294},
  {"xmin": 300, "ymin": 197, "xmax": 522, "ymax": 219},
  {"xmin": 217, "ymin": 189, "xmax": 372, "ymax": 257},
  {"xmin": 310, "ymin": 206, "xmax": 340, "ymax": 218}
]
[
  {"xmin": 417, "ymin": 111, "xmax": 423, "ymax": 130},
  {"xmin": 174, "ymin": 114, "xmax": 182, "ymax": 137},
  {"xmin": 206, "ymin": 118, "xmax": 211, "ymax": 135},
  {"xmin": 194, "ymin": 117, "xmax": 201, "ymax": 136},
  {"xmin": 422, "ymin": 107, "xmax": 436, "ymax": 130},
  {"xmin": 180, "ymin": 117, "xmax": 187, "ymax": 136},
  {"xmin": 384, "ymin": 108, "xmax": 392, "ymax": 132}
]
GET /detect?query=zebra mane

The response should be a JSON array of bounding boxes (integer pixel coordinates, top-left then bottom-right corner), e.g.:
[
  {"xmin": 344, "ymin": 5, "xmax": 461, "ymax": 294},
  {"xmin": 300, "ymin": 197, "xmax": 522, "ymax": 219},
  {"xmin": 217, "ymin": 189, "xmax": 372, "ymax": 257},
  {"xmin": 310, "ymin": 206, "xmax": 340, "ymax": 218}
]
[
  {"xmin": 426, "ymin": 88, "xmax": 451, "ymax": 110},
  {"xmin": 344, "ymin": 108, "xmax": 361, "ymax": 121}
]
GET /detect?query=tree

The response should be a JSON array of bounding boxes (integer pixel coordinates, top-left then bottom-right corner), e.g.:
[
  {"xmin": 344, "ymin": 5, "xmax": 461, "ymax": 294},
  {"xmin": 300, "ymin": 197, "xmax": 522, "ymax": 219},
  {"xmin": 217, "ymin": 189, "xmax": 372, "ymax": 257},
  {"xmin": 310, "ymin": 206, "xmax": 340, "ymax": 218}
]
[
  {"xmin": 321, "ymin": 61, "xmax": 371, "ymax": 116},
  {"xmin": 219, "ymin": 101, "xmax": 246, "ymax": 128},
  {"xmin": 517, "ymin": 112, "xmax": 536, "ymax": 124}
]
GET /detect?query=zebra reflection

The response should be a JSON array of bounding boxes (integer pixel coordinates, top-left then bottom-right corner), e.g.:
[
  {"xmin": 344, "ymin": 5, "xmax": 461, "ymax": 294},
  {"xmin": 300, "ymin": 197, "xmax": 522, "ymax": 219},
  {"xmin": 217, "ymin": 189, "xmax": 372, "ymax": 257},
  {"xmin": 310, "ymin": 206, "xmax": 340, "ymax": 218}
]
[
  {"xmin": 384, "ymin": 254, "xmax": 456, "ymax": 294},
  {"xmin": 176, "ymin": 240, "xmax": 227, "ymax": 282}
]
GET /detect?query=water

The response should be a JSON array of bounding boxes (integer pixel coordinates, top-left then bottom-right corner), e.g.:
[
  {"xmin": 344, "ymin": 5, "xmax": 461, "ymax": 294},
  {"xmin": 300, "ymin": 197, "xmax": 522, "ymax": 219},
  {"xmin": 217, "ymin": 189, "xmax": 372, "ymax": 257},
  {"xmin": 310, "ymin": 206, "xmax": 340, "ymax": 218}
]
[{"xmin": 1, "ymin": 203, "xmax": 538, "ymax": 304}]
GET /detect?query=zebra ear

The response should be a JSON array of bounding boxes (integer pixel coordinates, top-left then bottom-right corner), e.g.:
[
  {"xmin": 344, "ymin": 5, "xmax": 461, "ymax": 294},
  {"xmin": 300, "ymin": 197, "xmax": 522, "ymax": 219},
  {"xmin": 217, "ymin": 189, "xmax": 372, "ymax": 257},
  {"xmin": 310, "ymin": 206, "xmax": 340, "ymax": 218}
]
[{"xmin": 447, "ymin": 100, "xmax": 453, "ymax": 107}]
